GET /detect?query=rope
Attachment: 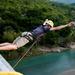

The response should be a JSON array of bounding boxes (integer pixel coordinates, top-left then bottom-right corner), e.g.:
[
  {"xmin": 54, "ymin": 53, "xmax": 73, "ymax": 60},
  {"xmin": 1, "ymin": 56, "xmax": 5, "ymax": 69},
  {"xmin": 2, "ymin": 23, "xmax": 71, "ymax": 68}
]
[{"xmin": 13, "ymin": 37, "xmax": 39, "ymax": 68}]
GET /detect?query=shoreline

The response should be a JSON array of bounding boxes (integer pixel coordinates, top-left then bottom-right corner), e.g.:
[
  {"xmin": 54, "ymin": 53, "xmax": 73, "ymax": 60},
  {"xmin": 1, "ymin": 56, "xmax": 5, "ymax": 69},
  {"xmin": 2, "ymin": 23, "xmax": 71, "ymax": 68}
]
[
  {"xmin": 38, "ymin": 42, "xmax": 75, "ymax": 52},
  {"xmin": 38, "ymin": 46, "xmax": 68, "ymax": 52}
]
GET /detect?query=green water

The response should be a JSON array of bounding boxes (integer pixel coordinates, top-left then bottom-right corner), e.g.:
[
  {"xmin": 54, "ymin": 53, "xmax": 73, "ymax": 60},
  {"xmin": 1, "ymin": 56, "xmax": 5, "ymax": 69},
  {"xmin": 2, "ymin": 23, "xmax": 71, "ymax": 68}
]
[{"xmin": 9, "ymin": 50, "xmax": 75, "ymax": 75}]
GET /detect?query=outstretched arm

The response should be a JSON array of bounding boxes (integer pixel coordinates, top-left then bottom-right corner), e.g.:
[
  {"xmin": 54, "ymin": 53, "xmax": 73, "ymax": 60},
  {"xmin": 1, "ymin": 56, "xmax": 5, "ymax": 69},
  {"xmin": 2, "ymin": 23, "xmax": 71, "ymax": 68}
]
[
  {"xmin": 50, "ymin": 24, "xmax": 68, "ymax": 31},
  {"xmin": 50, "ymin": 22, "xmax": 75, "ymax": 31}
]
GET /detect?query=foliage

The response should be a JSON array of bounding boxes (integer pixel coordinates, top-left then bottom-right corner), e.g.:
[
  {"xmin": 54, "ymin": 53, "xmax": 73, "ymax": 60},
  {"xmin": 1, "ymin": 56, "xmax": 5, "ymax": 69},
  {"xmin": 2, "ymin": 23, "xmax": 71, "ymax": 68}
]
[{"xmin": 0, "ymin": 0, "xmax": 75, "ymax": 56}]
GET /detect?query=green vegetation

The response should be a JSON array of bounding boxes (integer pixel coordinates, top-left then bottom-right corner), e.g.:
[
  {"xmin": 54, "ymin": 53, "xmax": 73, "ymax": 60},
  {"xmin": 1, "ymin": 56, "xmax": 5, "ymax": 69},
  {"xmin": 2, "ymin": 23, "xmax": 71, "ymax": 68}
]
[{"xmin": 0, "ymin": 0, "xmax": 75, "ymax": 58}]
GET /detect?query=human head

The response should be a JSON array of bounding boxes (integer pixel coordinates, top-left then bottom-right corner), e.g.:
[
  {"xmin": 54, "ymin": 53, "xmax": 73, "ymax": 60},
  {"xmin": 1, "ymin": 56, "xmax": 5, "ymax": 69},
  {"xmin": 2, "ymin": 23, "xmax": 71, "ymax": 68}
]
[{"xmin": 43, "ymin": 19, "xmax": 54, "ymax": 28}]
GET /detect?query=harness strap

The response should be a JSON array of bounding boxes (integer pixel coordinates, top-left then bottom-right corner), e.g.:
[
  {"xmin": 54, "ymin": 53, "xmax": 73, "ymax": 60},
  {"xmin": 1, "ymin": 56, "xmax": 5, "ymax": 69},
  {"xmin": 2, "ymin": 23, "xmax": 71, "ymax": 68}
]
[
  {"xmin": 42, "ymin": 25, "xmax": 50, "ymax": 33},
  {"xmin": 13, "ymin": 36, "xmax": 40, "ymax": 68},
  {"xmin": 21, "ymin": 32, "xmax": 33, "ymax": 41}
]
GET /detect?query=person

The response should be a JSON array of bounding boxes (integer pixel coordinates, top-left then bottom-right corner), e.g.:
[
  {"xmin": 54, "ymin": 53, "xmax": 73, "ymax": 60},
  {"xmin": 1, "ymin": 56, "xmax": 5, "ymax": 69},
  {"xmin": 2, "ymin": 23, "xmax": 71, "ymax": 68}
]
[{"xmin": 0, "ymin": 19, "xmax": 74, "ymax": 50}]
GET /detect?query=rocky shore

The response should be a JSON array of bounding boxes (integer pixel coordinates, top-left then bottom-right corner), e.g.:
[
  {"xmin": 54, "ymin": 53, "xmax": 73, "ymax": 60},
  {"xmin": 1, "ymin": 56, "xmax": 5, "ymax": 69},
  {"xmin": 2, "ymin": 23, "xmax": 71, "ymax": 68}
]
[{"xmin": 38, "ymin": 42, "xmax": 75, "ymax": 52}]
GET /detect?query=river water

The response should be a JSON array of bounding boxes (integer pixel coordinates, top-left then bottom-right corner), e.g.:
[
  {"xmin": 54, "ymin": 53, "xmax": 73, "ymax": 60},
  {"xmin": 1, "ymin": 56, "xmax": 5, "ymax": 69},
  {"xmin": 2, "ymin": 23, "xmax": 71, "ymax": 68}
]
[{"xmin": 9, "ymin": 49, "xmax": 75, "ymax": 75}]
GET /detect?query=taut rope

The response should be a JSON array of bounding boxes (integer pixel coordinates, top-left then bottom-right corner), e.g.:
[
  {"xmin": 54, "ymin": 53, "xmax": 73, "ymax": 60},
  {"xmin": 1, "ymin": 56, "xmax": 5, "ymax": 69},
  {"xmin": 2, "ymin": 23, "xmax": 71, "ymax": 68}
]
[{"xmin": 13, "ymin": 37, "xmax": 39, "ymax": 68}]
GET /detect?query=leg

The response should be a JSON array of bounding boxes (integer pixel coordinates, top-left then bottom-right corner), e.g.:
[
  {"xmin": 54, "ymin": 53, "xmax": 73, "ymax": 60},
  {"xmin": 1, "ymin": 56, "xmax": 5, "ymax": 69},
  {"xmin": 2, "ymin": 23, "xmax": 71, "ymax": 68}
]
[
  {"xmin": 0, "ymin": 42, "xmax": 11, "ymax": 46},
  {"xmin": 0, "ymin": 43, "xmax": 17, "ymax": 50},
  {"xmin": 0, "ymin": 36, "xmax": 32, "ymax": 50}
]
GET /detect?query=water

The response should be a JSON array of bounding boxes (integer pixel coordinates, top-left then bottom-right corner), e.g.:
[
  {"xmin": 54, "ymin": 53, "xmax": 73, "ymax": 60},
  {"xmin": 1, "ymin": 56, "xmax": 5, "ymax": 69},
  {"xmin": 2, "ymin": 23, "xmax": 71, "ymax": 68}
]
[{"xmin": 9, "ymin": 49, "xmax": 75, "ymax": 75}]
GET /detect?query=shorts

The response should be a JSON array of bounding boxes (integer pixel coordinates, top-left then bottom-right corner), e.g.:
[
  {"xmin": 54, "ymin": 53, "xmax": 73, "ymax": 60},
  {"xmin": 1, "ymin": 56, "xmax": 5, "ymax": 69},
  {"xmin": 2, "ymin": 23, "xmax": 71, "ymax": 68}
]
[{"xmin": 13, "ymin": 35, "xmax": 33, "ymax": 48}]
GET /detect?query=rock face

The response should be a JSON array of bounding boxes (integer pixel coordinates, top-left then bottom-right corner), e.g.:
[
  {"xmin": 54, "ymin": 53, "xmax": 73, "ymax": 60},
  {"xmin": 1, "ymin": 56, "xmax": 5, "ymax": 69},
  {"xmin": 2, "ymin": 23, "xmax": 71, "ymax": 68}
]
[
  {"xmin": 38, "ymin": 42, "xmax": 75, "ymax": 53},
  {"xmin": 38, "ymin": 46, "xmax": 68, "ymax": 52},
  {"xmin": 70, "ymin": 45, "xmax": 75, "ymax": 49},
  {"xmin": 59, "ymin": 69, "xmax": 75, "ymax": 75},
  {"xmin": 69, "ymin": 42, "xmax": 75, "ymax": 49}
]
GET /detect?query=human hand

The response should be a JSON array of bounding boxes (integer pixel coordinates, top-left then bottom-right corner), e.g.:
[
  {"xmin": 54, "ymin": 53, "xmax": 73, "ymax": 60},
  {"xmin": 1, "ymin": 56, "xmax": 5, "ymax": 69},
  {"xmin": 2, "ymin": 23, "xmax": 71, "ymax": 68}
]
[{"xmin": 67, "ymin": 21, "xmax": 75, "ymax": 27}]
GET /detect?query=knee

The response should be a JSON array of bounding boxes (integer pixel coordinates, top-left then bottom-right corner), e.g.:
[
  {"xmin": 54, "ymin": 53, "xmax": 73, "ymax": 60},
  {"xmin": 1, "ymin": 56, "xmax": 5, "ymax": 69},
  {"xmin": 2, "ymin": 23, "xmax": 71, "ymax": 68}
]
[
  {"xmin": 12, "ymin": 44, "xmax": 18, "ymax": 50},
  {"xmin": 13, "ymin": 47, "xmax": 18, "ymax": 50}
]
